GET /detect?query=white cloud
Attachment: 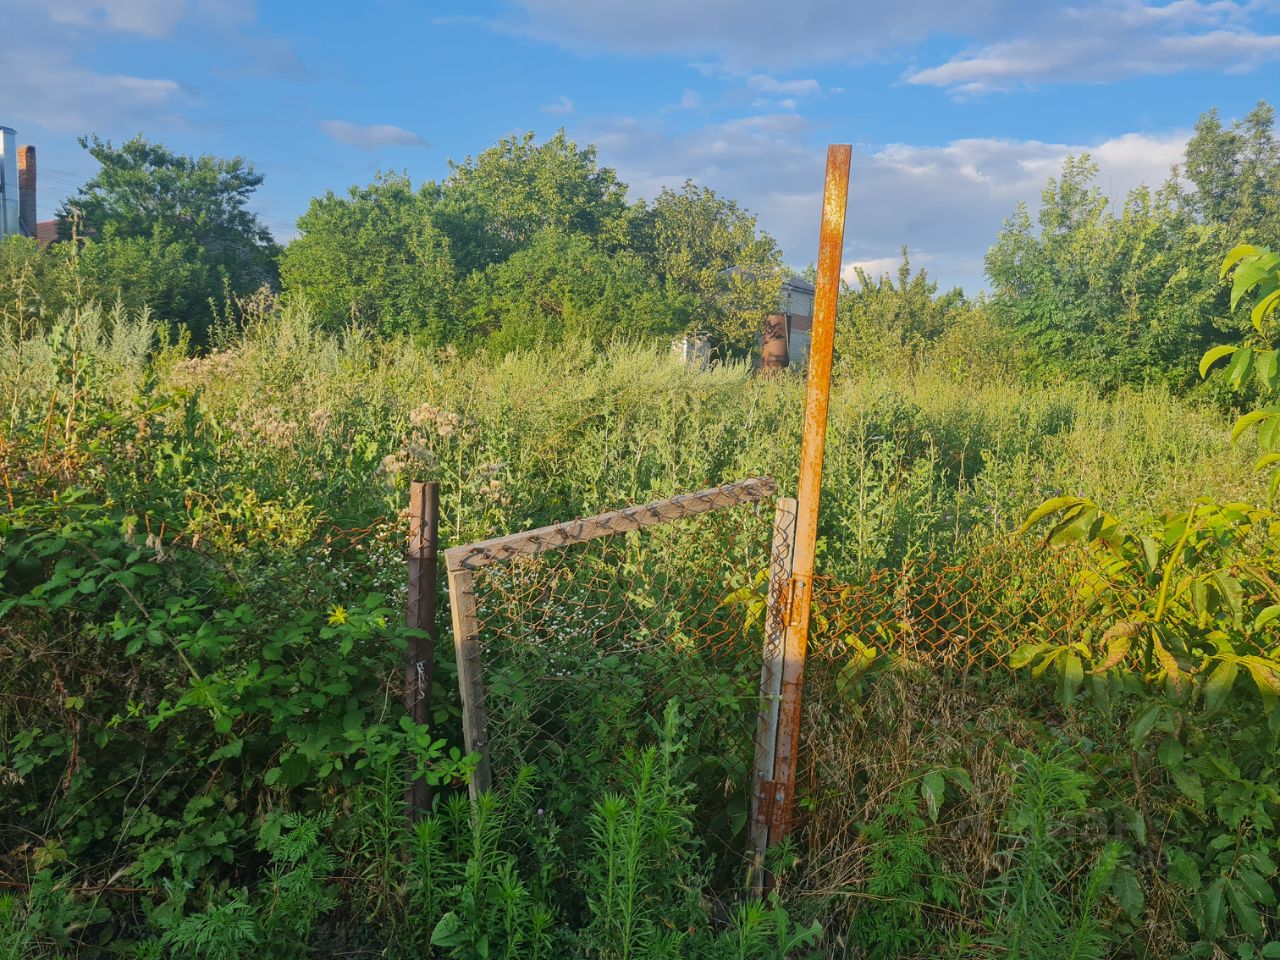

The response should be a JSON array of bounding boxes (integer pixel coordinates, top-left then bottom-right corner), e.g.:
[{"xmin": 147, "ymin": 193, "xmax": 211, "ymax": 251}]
[
  {"xmin": 0, "ymin": 0, "xmax": 293, "ymax": 137},
  {"xmin": 582, "ymin": 111, "xmax": 1188, "ymax": 292},
  {"xmin": 498, "ymin": 0, "xmax": 1280, "ymax": 89},
  {"xmin": 45, "ymin": 0, "xmax": 188, "ymax": 36},
  {"xmin": 745, "ymin": 74, "xmax": 822, "ymax": 97},
  {"xmin": 841, "ymin": 133, "xmax": 1187, "ymax": 288},
  {"xmin": 41, "ymin": 0, "xmax": 253, "ymax": 37},
  {"xmin": 842, "ymin": 256, "xmax": 914, "ymax": 285},
  {"xmin": 542, "ymin": 95, "xmax": 576, "ymax": 115},
  {"xmin": 0, "ymin": 48, "xmax": 183, "ymax": 133},
  {"xmin": 907, "ymin": 1, "xmax": 1280, "ymax": 93},
  {"xmin": 319, "ymin": 120, "xmax": 428, "ymax": 149}
]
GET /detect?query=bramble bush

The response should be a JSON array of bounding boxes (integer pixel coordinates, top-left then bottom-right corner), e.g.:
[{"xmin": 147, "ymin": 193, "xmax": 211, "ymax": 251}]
[{"xmin": 1008, "ymin": 243, "xmax": 1280, "ymax": 956}]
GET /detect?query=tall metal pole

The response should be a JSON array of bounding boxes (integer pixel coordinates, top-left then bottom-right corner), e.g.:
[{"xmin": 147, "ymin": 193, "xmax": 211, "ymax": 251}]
[
  {"xmin": 770, "ymin": 144, "xmax": 851, "ymax": 842},
  {"xmin": 406, "ymin": 480, "xmax": 440, "ymax": 820}
]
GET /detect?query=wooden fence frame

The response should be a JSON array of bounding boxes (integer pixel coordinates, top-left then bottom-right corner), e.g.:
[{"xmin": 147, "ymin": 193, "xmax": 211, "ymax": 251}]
[{"xmin": 443, "ymin": 476, "xmax": 778, "ymax": 800}]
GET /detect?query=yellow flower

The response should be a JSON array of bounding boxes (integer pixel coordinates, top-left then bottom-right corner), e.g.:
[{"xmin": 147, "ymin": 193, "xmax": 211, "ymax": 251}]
[{"xmin": 328, "ymin": 605, "xmax": 349, "ymax": 625}]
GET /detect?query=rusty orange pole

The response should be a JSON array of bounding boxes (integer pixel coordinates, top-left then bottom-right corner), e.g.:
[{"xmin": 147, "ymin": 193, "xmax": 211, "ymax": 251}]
[{"xmin": 770, "ymin": 144, "xmax": 851, "ymax": 845}]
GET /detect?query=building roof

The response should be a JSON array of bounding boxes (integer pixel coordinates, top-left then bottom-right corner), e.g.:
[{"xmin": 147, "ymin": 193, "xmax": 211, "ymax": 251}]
[
  {"xmin": 781, "ymin": 275, "xmax": 815, "ymax": 293},
  {"xmin": 35, "ymin": 219, "xmax": 59, "ymax": 246}
]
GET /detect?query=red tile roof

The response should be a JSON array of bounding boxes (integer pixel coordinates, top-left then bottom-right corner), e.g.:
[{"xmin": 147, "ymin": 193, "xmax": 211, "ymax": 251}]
[{"xmin": 35, "ymin": 219, "xmax": 59, "ymax": 247}]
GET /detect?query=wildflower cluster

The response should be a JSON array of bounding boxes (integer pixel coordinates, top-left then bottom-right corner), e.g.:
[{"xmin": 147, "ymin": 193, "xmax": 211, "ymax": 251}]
[
  {"xmin": 475, "ymin": 461, "xmax": 510, "ymax": 505},
  {"xmin": 230, "ymin": 404, "xmax": 300, "ymax": 450},
  {"xmin": 408, "ymin": 402, "xmax": 460, "ymax": 438},
  {"xmin": 169, "ymin": 348, "xmax": 238, "ymax": 389},
  {"xmin": 380, "ymin": 402, "xmax": 461, "ymax": 478}
]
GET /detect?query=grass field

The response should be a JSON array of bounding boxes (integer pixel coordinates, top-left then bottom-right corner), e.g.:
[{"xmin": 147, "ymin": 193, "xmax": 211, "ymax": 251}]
[{"xmin": 2, "ymin": 301, "xmax": 1276, "ymax": 958}]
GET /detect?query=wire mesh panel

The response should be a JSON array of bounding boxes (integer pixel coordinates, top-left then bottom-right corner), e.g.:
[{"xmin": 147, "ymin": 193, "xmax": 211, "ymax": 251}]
[
  {"xmin": 444, "ymin": 478, "xmax": 778, "ymax": 861},
  {"xmin": 771, "ymin": 538, "xmax": 1107, "ymax": 911},
  {"xmin": 806, "ymin": 538, "xmax": 1093, "ymax": 671},
  {"xmin": 791, "ymin": 537, "xmax": 1098, "ymax": 840}
]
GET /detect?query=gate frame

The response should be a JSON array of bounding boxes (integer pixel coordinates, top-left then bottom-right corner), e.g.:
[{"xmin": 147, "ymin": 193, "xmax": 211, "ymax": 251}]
[{"xmin": 444, "ymin": 475, "xmax": 779, "ymax": 801}]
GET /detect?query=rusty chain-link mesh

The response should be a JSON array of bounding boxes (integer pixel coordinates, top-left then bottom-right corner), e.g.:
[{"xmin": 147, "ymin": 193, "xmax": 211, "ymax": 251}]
[
  {"xmin": 784, "ymin": 537, "xmax": 1107, "ymax": 912},
  {"xmin": 445, "ymin": 481, "xmax": 1105, "ymax": 867},
  {"xmin": 807, "ymin": 537, "xmax": 1093, "ymax": 671},
  {"xmin": 801, "ymin": 536, "xmax": 1094, "ymax": 751}
]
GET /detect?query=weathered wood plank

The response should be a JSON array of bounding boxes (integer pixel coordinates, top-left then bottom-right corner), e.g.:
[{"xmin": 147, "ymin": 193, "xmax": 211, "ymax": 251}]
[
  {"xmin": 443, "ymin": 477, "xmax": 777, "ymax": 571},
  {"xmin": 447, "ymin": 566, "xmax": 492, "ymax": 798},
  {"xmin": 405, "ymin": 481, "xmax": 440, "ymax": 819}
]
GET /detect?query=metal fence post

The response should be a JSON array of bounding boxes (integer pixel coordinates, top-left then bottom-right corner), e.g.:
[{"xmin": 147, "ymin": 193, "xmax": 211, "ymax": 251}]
[
  {"xmin": 405, "ymin": 481, "xmax": 439, "ymax": 821},
  {"xmin": 769, "ymin": 144, "xmax": 851, "ymax": 846},
  {"xmin": 748, "ymin": 495, "xmax": 797, "ymax": 894}
]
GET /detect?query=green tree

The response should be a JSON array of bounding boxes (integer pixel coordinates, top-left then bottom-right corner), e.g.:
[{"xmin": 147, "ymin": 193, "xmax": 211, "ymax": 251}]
[
  {"xmin": 986, "ymin": 160, "xmax": 1222, "ymax": 390},
  {"xmin": 59, "ymin": 135, "xmax": 279, "ymax": 338},
  {"xmin": 1179, "ymin": 102, "xmax": 1280, "ymax": 234},
  {"xmin": 631, "ymin": 181, "xmax": 782, "ymax": 351},
  {"xmin": 986, "ymin": 101, "xmax": 1280, "ymax": 392},
  {"xmin": 835, "ymin": 246, "xmax": 965, "ymax": 364},
  {"xmin": 280, "ymin": 173, "xmax": 458, "ymax": 341},
  {"xmin": 434, "ymin": 131, "xmax": 631, "ymax": 274},
  {"xmin": 466, "ymin": 229, "xmax": 688, "ymax": 354}
]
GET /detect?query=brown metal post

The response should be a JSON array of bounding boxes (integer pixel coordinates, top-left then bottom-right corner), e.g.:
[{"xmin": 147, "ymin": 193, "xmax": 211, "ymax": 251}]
[
  {"xmin": 770, "ymin": 145, "xmax": 851, "ymax": 843},
  {"xmin": 17, "ymin": 145, "xmax": 35, "ymax": 239},
  {"xmin": 405, "ymin": 481, "xmax": 439, "ymax": 820}
]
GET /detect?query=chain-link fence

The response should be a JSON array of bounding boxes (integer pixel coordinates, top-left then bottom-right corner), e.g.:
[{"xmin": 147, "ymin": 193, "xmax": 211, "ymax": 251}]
[
  {"xmin": 441, "ymin": 477, "xmax": 778, "ymax": 863},
  {"xmin": 438, "ymin": 479, "xmax": 1105, "ymax": 884},
  {"xmin": 807, "ymin": 537, "xmax": 1093, "ymax": 672},
  {"xmin": 783, "ymin": 537, "xmax": 1105, "ymax": 927}
]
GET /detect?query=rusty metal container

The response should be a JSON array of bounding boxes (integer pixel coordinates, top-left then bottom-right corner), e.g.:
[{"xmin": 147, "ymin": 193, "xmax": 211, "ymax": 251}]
[{"xmin": 760, "ymin": 313, "xmax": 790, "ymax": 371}]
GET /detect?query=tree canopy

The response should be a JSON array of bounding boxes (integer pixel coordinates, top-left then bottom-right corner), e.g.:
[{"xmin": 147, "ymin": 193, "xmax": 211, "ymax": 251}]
[
  {"xmin": 631, "ymin": 181, "xmax": 783, "ymax": 351},
  {"xmin": 986, "ymin": 101, "xmax": 1280, "ymax": 391},
  {"xmin": 58, "ymin": 135, "xmax": 279, "ymax": 339},
  {"xmin": 432, "ymin": 130, "xmax": 632, "ymax": 275},
  {"xmin": 279, "ymin": 134, "xmax": 784, "ymax": 353},
  {"xmin": 280, "ymin": 174, "xmax": 457, "ymax": 341},
  {"xmin": 467, "ymin": 229, "xmax": 689, "ymax": 354}
]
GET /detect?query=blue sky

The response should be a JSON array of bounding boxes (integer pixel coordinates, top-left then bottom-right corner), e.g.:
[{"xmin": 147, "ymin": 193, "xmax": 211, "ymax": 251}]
[{"xmin": 5, "ymin": 0, "xmax": 1280, "ymax": 292}]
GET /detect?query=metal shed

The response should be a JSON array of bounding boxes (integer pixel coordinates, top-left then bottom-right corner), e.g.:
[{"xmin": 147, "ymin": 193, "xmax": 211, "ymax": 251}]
[{"xmin": 761, "ymin": 275, "xmax": 816, "ymax": 370}]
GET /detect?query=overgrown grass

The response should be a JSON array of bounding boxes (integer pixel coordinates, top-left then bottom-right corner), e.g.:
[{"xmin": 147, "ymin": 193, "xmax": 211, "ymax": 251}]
[{"xmin": 1, "ymin": 300, "xmax": 1272, "ymax": 957}]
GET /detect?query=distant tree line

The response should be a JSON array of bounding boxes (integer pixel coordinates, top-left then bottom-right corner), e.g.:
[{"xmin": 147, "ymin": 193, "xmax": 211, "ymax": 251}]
[
  {"xmin": 3, "ymin": 105, "xmax": 1278, "ymax": 387},
  {"xmin": 0, "ymin": 135, "xmax": 279, "ymax": 338},
  {"xmin": 0, "ymin": 130, "xmax": 782, "ymax": 354}
]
